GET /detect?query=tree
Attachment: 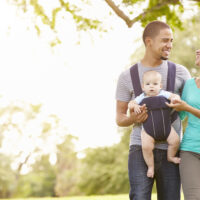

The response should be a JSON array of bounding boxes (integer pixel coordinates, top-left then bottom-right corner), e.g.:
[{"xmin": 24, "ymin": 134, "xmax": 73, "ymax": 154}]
[
  {"xmin": 170, "ymin": 15, "xmax": 200, "ymax": 76},
  {"xmin": 14, "ymin": 155, "xmax": 56, "ymax": 197},
  {"xmin": 8, "ymin": 0, "xmax": 200, "ymax": 41},
  {"xmin": 0, "ymin": 99, "xmax": 70, "ymax": 197},
  {"xmin": 55, "ymin": 135, "xmax": 80, "ymax": 196},
  {"xmin": 79, "ymin": 127, "xmax": 131, "ymax": 195},
  {"xmin": 13, "ymin": 134, "xmax": 80, "ymax": 198},
  {"xmin": 105, "ymin": 0, "xmax": 183, "ymax": 28},
  {"xmin": 0, "ymin": 154, "xmax": 16, "ymax": 198}
]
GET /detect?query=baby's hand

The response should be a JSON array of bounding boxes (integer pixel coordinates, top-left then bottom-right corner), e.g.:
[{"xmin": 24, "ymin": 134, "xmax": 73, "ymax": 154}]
[
  {"xmin": 134, "ymin": 105, "xmax": 142, "ymax": 114},
  {"xmin": 170, "ymin": 94, "xmax": 180, "ymax": 104},
  {"xmin": 128, "ymin": 100, "xmax": 141, "ymax": 114}
]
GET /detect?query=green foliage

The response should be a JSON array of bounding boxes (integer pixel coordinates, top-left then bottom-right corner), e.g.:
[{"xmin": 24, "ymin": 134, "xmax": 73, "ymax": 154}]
[
  {"xmin": 50, "ymin": 37, "xmax": 62, "ymax": 47},
  {"xmin": 8, "ymin": 0, "xmax": 200, "ymax": 38},
  {"xmin": 9, "ymin": 134, "xmax": 79, "ymax": 198},
  {"xmin": 170, "ymin": 15, "xmax": 200, "ymax": 76},
  {"xmin": 0, "ymin": 193, "xmax": 185, "ymax": 200},
  {"xmin": 55, "ymin": 135, "xmax": 80, "ymax": 196},
  {"xmin": 139, "ymin": 0, "xmax": 183, "ymax": 29},
  {"xmin": 14, "ymin": 155, "xmax": 56, "ymax": 197},
  {"xmin": 10, "ymin": 0, "xmax": 103, "ymax": 33},
  {"xmin": 122, "ymin": 0, "xmax": 146, "ymax": 6},
  {"xmin": 30, "ymin": 0, "xmax": 50, "ymax": 26},
  {"xmin": 0, "ymin": 154, "xmax": 16, "ymax": 198},
  {"xmin": 7, "ymin": 0, "xmax": 200, "ymax": 50},
  {"xmin": 0, "ymin": 100, "xmax": 76, "ymax": 198},
  {"xmin": 79, "ymin": 127, "xmax": 132, "ymax": 195},
  {"xmin": 30, "ymin": 104, "xmax": 42, "ymax": 114},
  {"xmin": 59, "ymin": 0, "xmax": 102, "ymax": 31}
]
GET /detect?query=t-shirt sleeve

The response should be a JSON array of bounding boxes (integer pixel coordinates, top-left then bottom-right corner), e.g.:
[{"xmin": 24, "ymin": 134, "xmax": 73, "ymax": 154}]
[
  {"xmin": 176, "ymin": 64, "xmax": 191, "ymax": 95},
  {"xmin": 159, "ymin": 90, "xmax": 171, "ymax": 99},
  {"xmin": 115, "ymin": 72, "xmax": 132, "ymax": 102},
  {"xmin": 134, "ymin": 93, "xmax": 145, "ymax": 104}
]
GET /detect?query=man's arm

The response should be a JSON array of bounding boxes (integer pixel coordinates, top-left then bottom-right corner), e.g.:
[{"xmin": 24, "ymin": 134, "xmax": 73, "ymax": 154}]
[{"xmin": 116, "ymin": 100, "xmax": 147, "ymax": 127}]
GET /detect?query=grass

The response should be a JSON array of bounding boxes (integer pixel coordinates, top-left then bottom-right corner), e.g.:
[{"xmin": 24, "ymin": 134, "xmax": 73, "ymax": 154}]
[
  {"xmin": 1, "ymin": 193, "xmax": 184, "ymax": 200},
  {"xmin": 0, "ymin": 194, "xmax": 133, "ymax": 200}
]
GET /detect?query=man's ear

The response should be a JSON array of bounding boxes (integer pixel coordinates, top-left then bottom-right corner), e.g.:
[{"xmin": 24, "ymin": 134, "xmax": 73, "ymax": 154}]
[{"xmin": 145, "ymin": 36, "xmax": 152, "ymax": 47}]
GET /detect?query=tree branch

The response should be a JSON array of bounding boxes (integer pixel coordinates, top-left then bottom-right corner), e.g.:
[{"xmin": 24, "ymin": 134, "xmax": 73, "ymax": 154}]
[
  {"xmin": 16, "ymin": 153, "xmax": 31, "ymax": 180},
  {"xmin": 104, "ymin": 0, "xmax": 180, "ymax": 28},
  {"xmin": 104, "ymin": 0, "xmax": 133, "ymax": 27}
]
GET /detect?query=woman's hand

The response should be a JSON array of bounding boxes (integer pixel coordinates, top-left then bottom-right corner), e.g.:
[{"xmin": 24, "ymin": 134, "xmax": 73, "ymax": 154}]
[{"xmin": 166, "ymin": 99, "xmax": 189, "ymax": 111}]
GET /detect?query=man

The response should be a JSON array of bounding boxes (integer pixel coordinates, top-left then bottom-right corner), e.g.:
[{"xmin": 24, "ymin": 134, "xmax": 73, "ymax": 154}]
[{"xmin": 115, "ymin": 21, "xmax": 191, "ymax": 200}]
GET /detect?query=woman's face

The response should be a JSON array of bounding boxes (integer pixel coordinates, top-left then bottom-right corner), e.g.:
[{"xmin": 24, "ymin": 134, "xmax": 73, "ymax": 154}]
[{"xmin": 195, "ymin": 49, "xmax": 200, "ymax": 66}]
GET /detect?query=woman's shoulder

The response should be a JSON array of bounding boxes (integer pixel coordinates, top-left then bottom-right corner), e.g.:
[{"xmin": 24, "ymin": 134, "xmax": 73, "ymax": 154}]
[
  {"xmin": 183, "ymin": 78, "xmax": 195, "ymax": 92},
  {"xmin": 185, "ymin": 78, "xmax": 195, "ymax": 85}
]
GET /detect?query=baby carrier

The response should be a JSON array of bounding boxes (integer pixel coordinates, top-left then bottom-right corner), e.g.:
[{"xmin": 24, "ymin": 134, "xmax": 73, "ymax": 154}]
[{"xmin": 130, "ymin": 61, "xmax": 178, "ymax": 141}]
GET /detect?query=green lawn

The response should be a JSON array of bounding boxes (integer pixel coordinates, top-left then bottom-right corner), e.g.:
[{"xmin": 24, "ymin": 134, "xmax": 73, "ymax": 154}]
[
  {"xmin": 0, "ymin": 194, "xmax": 133, "ymax": 200},
  {"xmin": 0, "ymin": 193, "xmax": 184, "ymax": 200}
]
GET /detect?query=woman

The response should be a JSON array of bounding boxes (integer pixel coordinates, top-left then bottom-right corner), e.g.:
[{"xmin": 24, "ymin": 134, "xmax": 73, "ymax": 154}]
[{"xmin": 167, "ymin": 49, "xmax": 200, "ymax": 200}]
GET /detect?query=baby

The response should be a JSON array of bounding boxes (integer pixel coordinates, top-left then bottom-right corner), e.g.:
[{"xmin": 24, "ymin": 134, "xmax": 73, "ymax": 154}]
[{"xmin": 128, "ymin": 70, "xmax": 180, "ymax": 178}]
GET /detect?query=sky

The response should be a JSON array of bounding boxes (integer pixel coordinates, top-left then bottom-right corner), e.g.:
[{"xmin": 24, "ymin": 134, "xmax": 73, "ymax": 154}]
[
  {"xmin": 0, "ymin": 0, "xmax": 196, "ymax": 158},
  {"xmin": 0, "ymin": 1, "xmax": 145, "ymax": 153}
]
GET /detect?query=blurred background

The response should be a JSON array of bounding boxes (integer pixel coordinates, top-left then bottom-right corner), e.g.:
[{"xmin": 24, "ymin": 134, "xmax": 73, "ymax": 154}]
[{"xmin": 0, "ymin": 0, "xmax": 200, "ymax": 198}]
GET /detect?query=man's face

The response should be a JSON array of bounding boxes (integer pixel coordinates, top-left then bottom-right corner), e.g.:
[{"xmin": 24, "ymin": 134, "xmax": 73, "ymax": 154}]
[
  {"xmin": 150, "ymin": 28, "xmax": 173, "ymax": 60},
  {"xmin": 142, "ymin": 74, "xmax": 162, "ymax": 97}
]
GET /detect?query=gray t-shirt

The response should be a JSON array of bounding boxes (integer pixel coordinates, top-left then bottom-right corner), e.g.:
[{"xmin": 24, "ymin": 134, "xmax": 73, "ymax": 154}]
[{"xmin": 115, "ymin": 60, "xmax": 191, "ymax": 150}]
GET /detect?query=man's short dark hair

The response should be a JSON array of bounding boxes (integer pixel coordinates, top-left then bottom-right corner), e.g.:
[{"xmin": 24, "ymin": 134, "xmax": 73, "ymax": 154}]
[{"xmin": 143, "ymin": 21, "xmax": 171, "ymax": 45}]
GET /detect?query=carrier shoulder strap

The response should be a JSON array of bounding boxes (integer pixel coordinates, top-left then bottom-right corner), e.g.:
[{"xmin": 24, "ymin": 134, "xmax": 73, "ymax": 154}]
[
  {"xmin": 166, "ymin": 61, "xmax": 178, "ymax": 122},
  {"xmin": 130, "ymin": 61, "xmax": 176, "ymax": 95},
  {"xmin": 130, "ymin": 63, "xmax": 142, "ymax": 97},
  {"xmin": 167, "ymin": 61, "xmax": 176, "ymax": 92}
]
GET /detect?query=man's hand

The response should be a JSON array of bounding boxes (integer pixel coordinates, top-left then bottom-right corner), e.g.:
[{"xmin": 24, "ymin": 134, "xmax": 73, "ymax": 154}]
[
  {"xmin": 116, "ymin": 101, "xmax": 148, "ymax": 127},
  {"xmin": 129, "ymin": 104, "xmax": 148, "ymax": 123}
]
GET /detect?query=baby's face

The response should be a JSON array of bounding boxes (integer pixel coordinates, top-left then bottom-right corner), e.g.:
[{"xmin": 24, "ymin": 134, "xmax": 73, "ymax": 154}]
[{"xmin": 142, "ymin": 75, "xmax": 162, "ymax": 96}]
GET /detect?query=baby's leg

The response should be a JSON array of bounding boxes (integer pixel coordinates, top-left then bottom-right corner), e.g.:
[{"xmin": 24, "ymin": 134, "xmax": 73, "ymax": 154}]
[
  {"xmin": 167, "ymin": 126, "xmax": 180, "ymax": 164},
  {"xmin": 141, "ymin": 129, "xmax": 155, "ymax": 178}
]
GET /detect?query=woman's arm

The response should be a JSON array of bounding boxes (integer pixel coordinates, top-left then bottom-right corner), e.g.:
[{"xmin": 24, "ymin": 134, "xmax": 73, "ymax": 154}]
[
  {"xmin": 166, "ymin": 99, "xmax": 200, "ymax": 119},
  {"xmin": 183, "ymin": 103, "xmax": 200, "ymax": 118}
]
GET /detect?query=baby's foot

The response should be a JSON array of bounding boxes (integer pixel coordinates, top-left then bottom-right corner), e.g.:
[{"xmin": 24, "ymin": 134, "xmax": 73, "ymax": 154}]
[
  {"xmin": 147, "ymin": 167, "xmax": 154, "ymax": 178},
  {"xmin": 168, "ymin": 157, "xmax": 181, "ymax": 164}
]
